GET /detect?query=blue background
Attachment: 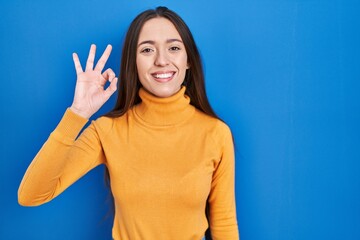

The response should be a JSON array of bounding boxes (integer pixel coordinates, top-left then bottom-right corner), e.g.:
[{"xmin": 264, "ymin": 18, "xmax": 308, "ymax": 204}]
[{"xmin": 1, "ymin": 0, "xmax": 359, "ymax": 239}]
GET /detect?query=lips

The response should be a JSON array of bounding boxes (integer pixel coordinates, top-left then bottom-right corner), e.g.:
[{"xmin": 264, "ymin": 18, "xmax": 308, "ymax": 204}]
[{"xmin": 151, "ymin": 71, "xmax": 176, "ymax": 83}]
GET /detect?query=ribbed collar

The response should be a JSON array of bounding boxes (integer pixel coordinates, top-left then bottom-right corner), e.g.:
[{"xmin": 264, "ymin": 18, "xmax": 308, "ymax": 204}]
[{"xmin": 133, "ymin": 86, "xmax": 195, "ymax": 127}]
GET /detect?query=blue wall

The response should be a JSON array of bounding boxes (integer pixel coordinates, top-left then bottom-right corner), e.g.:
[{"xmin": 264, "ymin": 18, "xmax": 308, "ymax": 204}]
[{"xmin": 1, "ymin": 0, "xmax": 359, "ymax": 239}]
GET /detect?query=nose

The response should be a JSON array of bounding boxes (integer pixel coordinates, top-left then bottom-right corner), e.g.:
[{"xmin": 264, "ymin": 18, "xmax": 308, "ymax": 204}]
[{"xmin": 154, "ymin": 50, "xmax": 169, "ymax": 66}]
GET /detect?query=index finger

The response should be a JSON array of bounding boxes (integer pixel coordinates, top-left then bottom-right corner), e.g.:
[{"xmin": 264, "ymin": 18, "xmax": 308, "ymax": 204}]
[
  {"xmin": 94, "ymin": 44, "xmax": 112, "ymax": 71},
  {"xmin": 72, "ymin": 53, "xmax": 83, "ymax": 74}
]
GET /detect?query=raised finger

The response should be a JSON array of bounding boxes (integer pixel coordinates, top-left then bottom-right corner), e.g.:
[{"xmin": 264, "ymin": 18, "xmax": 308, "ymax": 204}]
[
  {"xmin": 94, "ymin": 44, "xmax": 112, "ymax": 71},
  {"xmin": 85, "ymin": 44, "xmax": 96, "ymax": 71},
  {"xmin": 72, "ymin": 53, "xmax": 83, "ymax": 74}
]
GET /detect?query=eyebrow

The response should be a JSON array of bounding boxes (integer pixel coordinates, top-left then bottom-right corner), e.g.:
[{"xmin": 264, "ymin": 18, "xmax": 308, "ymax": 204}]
[{"xmin": 137, "ymin": 38, "xmax": 183, "ymax": 47}]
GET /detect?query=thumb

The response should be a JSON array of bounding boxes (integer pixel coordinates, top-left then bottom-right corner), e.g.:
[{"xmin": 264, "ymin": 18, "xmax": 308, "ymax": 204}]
[{"xmin": 103, "ymin": 77, "xmax": 118, "ymax": 100}]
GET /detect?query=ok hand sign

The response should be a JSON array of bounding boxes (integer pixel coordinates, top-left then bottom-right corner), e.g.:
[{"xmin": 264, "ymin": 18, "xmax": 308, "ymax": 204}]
[{"xmin": 70, "ymin": 44, "xmax": 118, "ymax": 119}]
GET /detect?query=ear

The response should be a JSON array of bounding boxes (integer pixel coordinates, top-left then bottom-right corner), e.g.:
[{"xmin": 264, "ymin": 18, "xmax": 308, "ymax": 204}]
[{"xmin": 186, "ymin": 62, "xmax": 190, "ymax": 69}]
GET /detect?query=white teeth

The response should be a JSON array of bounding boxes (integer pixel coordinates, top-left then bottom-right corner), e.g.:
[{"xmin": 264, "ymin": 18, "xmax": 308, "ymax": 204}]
[{"xmin": 154, "ymin": 73, "xmax": 173, "ymax": 79}]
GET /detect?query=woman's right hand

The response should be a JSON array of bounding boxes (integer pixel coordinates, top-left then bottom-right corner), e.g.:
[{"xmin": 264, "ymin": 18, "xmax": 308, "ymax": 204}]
[{"xmin": 70, "ymin": 44, "xmax": 118, "ymax": 119}]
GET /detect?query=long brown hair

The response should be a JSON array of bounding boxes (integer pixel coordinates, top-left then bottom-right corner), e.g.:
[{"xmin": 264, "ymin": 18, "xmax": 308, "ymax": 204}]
[
  {"xmin": 105, "ymin": 6, "xmax": 218, "ymax": 119},
  {"xmin": 104, "ymin": 6, "xmax": 217, "ymax": 239}
]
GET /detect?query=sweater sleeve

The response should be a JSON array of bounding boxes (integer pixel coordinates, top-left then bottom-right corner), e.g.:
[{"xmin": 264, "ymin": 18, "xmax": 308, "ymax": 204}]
[
  {"xmin": 18, "ymin": 108, "xmax": 106, "ymax": 206},
  {"xmin": 208, "ymin": 125, "xmax": 239, "ymax": 239}
]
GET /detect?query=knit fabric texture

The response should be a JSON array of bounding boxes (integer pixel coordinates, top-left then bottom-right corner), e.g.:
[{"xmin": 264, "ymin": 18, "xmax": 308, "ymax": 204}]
[{"xmin": 18, "ymin": 87, "xmax": 239, "ymax": 240}]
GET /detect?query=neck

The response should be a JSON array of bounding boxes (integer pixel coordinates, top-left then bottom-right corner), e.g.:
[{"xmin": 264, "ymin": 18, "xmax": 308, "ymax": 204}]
[{"xmin": 134, "ymin": 86, "xmax": 195, "ymax": 126}]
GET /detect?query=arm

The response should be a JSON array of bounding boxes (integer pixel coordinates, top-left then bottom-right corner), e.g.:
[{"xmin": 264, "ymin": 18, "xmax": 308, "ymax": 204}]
[
  {"xmin": 18, "ymin": 109, "xmax": 104, "ymax": 206},
  {"xmin": 18, "ymin": 44, "xmax": 118, "ymax": 206},
  {"xmin": 208, "ymin": 125, "xmax": 239, "ymax": 239}
]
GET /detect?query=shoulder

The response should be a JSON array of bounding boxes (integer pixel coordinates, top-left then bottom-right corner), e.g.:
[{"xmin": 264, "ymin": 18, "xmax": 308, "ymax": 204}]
[
  {"xmin": 193, "ymin": 109, "xmax": 233, "ymax": 142},
  {"xmin": 91, "ymin": 112, "xmax": 129, "ymax": 137}
]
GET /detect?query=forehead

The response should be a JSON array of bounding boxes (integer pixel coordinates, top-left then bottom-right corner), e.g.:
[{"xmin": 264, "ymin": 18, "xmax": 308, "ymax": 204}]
[{"xmin": 138, "ymin": 17, "xmax": 182, "ymax": 43}]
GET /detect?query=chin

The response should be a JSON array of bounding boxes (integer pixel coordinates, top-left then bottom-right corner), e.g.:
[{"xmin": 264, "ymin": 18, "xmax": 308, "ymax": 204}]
[{"xmin": 148, "ymin": 85, "xmax": 182, "ymax": 98}]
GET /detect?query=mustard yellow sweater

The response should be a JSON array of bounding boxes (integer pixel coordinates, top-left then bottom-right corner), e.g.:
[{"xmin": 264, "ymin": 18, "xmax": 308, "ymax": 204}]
[{"xmin": 18, "ymin": 87, "xmax": 239, "ymax": 240}]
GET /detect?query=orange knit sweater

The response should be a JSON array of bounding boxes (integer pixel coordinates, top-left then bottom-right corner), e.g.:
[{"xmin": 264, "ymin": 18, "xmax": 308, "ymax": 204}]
[{"xmin": 18, "ymin": 87, "xmax": 239, "ymax": 240}]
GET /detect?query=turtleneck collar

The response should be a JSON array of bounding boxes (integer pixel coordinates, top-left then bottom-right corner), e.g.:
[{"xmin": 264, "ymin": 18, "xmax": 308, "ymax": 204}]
[{"xmin": 133, "ymin": 86, "xmax": 195, "ymax": 127}]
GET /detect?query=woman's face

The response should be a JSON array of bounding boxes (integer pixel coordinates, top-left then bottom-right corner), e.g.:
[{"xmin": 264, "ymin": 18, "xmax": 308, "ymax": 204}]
[{"xmin": 136, "ymin": 17, "xmax": 189, "ymax": 98}]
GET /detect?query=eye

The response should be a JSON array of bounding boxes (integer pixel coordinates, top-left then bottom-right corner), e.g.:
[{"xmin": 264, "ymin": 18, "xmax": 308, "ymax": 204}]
[
  {"xmin": 140, "ymin": 47, "xmax": 154, "ymax": 54},
  {"xmin": 169, "ymin": 46, "xmax": 181, "ymax": 52}
]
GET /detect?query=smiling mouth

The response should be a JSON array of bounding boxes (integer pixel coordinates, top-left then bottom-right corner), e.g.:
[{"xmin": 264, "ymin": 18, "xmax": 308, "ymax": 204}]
[{"xmin": 151, "ymin": 71, "xmax": 176, "ymax": 83}]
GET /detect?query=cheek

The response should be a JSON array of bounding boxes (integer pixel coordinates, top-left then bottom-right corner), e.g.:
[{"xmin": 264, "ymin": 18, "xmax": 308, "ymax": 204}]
[
  {"xmin": 176, "ymin": 54, "xmax": 188, "ymax": 71},
  {"xmin": 136, "ymin": 56, "xmax": 150, "ymax": 75},
  {"xmin": 182, "ymin": 54, "xmax": 189, "ymax": 69},
  {"xmin": 136, "ymin": 57, "xmax": 143, "ymax": 74}
]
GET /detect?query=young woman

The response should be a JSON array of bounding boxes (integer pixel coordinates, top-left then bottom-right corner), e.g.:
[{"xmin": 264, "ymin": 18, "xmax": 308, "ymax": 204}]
[{"xmin": 18, "ymin": 6, "xmax": 239, "ymax": 240}]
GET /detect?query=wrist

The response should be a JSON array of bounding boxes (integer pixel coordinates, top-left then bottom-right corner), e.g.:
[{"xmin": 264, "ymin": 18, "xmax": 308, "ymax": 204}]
[{"xmin": 69, "ymin": 106, "xmax": 92, "ymax": 119}]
